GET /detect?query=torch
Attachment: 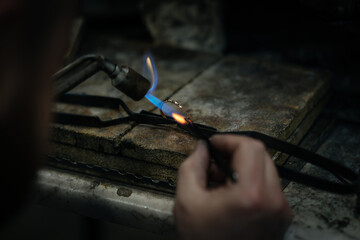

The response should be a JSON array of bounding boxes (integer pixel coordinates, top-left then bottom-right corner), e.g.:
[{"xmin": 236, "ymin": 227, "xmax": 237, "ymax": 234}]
[
  {"xmin": 142, "ymin": 52, "xmax": 238, "ymax": 182},
  {"xmin": 54, "ymin": 54, "xmax": 151, "ymax": 101}
]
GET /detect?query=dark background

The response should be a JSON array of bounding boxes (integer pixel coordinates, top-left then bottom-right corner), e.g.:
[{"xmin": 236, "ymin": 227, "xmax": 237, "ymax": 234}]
[
  {"xmin": 80, "ymin": 0, "xmax": 360, "ymax": 69},
  {"xmin": 79, "ymin": 0, "xmax": 360, "ymax": 121},
  {"xmin": 1, "ymin": 1, "xmax": 359, "ymax": 239}
]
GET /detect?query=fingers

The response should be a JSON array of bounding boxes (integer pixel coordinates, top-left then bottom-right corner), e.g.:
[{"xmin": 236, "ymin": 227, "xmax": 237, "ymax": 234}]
[
  {"xmin": 263, "ymin": 154, "xmax": 282, "ymax": 194},
  {"xmin": 233, "ymin": 139, "xmax": 266, "ymax": 187},
  {"xmin": 208, "ymin": 163, "xmax": 226, "ymax": 183},
  {"xmin": 211, "ymin": 135, "xmax": 266, "ymax": 188},
  {"xmin": 176, "ymin": 140, "xmax": 210, "ymax": 197},
  {"xmin": 175, "ymin": 134, "xmax": 293, "ymax": 240},
  {"xmin": 211, "ymin": 135, "xmax": 250, "ymax": 156}
]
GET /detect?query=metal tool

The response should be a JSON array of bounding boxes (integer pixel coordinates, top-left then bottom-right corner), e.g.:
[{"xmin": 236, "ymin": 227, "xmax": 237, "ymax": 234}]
[
  {"xmin": 53, "ymin": 54, "xmax": 151, "ymax": 101},
  {"xmin": 53, "ymin": 93, "xmax": 360, "ymax": 194}
]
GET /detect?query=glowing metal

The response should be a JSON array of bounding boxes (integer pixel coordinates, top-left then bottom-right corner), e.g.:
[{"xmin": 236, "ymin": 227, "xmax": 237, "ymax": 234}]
[
  {"xmin": 160, "ymin": 99, "xmax": 183, "ymax": 118},
  {"xmin": 172, "ymin": 113, "xmax": 187, "ymax": 125}
]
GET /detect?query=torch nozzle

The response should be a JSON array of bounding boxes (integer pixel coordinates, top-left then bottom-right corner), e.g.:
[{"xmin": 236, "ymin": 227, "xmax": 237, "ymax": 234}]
[
  {"xmin": 111, "ymin": 65, "xmax": 151, "ymax": 101},
  {"xmin": 54, "ymin": 55, "xmax": 151, "ymax": 101}
]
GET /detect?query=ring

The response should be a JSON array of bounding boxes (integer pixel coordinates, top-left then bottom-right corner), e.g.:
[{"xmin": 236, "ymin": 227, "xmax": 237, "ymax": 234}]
[{"xmin": 159, "ymin": 99, "xmax": 183, "ymax": 118}]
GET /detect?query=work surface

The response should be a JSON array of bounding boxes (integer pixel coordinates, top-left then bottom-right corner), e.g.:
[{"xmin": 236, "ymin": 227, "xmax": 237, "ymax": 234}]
[
  {"xmin": 39, "ymin": 33, "xmax": 360, "ymax": 239},
  {"xmin": 37, "ymin": 116, "xmax": 360, "ymax": 239},
  {"xmin": 49, "ymin": 33, "xmax": 330, "ymax": 189}
]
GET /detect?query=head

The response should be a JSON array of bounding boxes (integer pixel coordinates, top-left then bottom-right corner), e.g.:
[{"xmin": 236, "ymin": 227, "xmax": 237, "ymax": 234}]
[{"xmin": 0, "ymin": 0, "xmax": 76, "ymax": 224}]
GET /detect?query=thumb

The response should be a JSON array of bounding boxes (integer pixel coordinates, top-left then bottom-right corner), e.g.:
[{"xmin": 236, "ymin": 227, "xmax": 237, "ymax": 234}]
[{"xmin": 176, "ymin": 140, "xmax": 210, "ymax": 195}]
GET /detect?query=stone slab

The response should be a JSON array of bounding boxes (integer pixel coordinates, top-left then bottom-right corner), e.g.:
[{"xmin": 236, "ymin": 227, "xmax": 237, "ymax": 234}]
[
  {"xmin": 48, "ymin": 142, "xmax": 177, "ymax": 186},
  {"xmin": 50, "ymin": 44, "xmax": 331, "ymax": 186},
  {"xmin": 47, "ymin": 103, "xmax": 327, "ymax": 188},
  {"xmin": 121, "ymin": 55, "xmax": 330, "ymax": 167}
]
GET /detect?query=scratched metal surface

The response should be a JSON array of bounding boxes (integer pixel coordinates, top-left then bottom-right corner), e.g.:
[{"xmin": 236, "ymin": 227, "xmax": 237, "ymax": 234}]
[
  {"xmin": 284, "ymin": 122, "xmax": 360, "ymax": 239},
  {"xmin": 34, "ymin": 167, "xmax": 176, "ymax": 237}
]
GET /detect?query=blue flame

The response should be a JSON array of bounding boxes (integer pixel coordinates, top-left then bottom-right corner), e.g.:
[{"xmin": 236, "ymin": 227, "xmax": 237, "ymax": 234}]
[{"xmin": 143, "ymin": 51, "xmax": 183, "ymax": 117}]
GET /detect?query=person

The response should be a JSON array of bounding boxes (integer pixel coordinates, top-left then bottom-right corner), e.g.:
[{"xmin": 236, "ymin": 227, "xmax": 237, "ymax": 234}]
[
  {"xmin": 0, "ymin": 0, "xmax": 292, "ymax": 238},
  {"xmin": 174, "ymin": 135, "xmax": 293, "ymax": 239},
  {"xmin": 0, "ymin": 0, "xmax": 75, "ymax": 225}
]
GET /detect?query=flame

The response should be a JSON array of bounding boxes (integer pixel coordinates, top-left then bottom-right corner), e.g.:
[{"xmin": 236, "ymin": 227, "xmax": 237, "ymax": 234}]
[
  {"xmin": 143, "ymin": 51, "xmax": 188, "ymax": 123},
  {"xmin": 146, "ymin": 57, "xmax": 155, "ymax": 91},
  {"xmin": 172, "ymin": 113, "xmax": 187, "ymax": 125},
  {"xmin": 143, "ymin": 52, "xmax": 158, "ymax": 94}
]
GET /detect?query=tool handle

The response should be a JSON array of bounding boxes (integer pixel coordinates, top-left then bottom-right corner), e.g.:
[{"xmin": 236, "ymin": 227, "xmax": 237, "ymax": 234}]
[{"xmin": 53, "ymin": 55, "xmax": 117, "ymax": 97}]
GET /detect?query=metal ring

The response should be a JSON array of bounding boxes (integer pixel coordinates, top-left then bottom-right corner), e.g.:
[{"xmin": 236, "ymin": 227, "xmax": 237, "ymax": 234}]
[{"xmin": 159, "ymin": 99, "xmax": 183, "ymax": 118}]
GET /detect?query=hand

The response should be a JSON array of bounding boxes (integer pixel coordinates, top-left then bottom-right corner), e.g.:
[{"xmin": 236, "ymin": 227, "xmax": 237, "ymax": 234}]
[{"xmin": 174, "ymin": 135, "xmax": 293, "ymax": 240}]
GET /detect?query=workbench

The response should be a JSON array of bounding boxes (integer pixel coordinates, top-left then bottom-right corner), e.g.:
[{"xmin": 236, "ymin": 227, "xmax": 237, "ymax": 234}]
[{"xmin": 33, "ymin": 32, "xmax": 360, "ymax": 239}]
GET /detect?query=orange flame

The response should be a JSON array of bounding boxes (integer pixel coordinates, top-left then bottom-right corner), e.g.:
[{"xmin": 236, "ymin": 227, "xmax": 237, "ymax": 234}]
[
  {"xmin": 146, "ymin": 56, "xmax": 155, "ymax": 83},
  {"xmin": 172, "ymin": 113, "xmax": 187, "ymax": 125}
]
